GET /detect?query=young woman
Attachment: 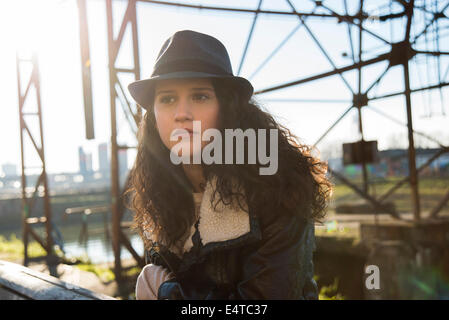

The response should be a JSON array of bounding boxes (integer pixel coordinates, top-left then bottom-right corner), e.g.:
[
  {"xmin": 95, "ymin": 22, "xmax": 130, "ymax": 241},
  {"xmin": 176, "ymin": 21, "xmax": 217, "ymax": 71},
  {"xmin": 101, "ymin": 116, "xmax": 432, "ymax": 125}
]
[{"xmin": 126, "ymin": 30, "xmax": 333, "ymax": 300}]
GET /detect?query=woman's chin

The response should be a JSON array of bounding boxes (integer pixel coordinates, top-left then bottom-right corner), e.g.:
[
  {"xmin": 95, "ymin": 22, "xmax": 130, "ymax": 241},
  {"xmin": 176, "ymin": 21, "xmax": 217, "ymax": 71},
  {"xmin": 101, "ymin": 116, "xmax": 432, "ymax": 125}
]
[{"xmin": 171, "ymin": 151, "xmax": 204, "ymax": 165}]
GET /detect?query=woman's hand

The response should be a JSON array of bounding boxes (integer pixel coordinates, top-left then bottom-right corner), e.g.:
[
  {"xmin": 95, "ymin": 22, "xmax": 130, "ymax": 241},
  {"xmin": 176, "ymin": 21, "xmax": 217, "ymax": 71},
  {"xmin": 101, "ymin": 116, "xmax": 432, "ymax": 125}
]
[{"xmin": 135, "ymin": 264, "xmax": 175, "ymax": 300}]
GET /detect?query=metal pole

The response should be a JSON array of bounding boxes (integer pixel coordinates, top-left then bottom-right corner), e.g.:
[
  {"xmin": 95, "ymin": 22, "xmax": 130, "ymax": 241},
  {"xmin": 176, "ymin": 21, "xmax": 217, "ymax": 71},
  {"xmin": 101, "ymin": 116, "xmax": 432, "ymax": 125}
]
[
  {"xmin": 403, "ymin": 59, "xmax": 421, "ymax": 221},
  {"xmin": 106, "ymin": 0, "xmax": 122, "ymax": 282},
  {"xmin": 16, "ymin": 52, "xmax": 29, "ymax": 267},
  {"xmin": 16, "ymin": 52, "xmax": 55, "ymax": 273},
  {"xmin": 403, "ymin": 0, "xmax": 421, "ymax": 221},
  {"xmin": 357, "ymin": 0, "xmax": 368, "ymax": 194},
  {"xmin": 130, "ymin": 0, "xmax": 142, "ymax": 124},
  {"xmin": 255, "ymin": 52, "xmax": 390, "ymax": 95},
  {"xmin": 33, "ymin": 54, "xmax": 54, "ymax": 259}
]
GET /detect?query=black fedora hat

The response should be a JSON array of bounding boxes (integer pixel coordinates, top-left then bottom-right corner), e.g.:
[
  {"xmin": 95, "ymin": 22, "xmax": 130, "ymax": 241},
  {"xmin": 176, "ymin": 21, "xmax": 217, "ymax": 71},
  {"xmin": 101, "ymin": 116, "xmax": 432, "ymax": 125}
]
[{"xmin": 127, "ymin": 30, "xmax": 254, "ymax": 110}]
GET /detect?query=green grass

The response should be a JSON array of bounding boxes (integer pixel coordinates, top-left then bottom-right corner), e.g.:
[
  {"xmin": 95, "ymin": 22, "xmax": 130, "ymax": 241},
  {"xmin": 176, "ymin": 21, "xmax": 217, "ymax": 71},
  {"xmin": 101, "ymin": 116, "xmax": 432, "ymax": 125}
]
[
  {"xmin": 72, "ymin": 261, "xmax": 141, "ymax": 284},
  {"xmin": 0, "ymin": 234, "xmax": 47, "ymax": 261},
  {"xmin": 0, "ymin": 233, "xmax": 117, "ymax": 284},
  {"xmin": 123, "ymin": 266, "xmax": 142, "ymax": 278},
  {"xmin": 331, "ymin": 176, "xmax": 449, "ymax": 214},
  {"xmin": 75, "ymin": 263, "xmax": 116, "ymax": 283},
  {"xmin": 316, "ymin": 276, "xmax": 345, "ymax": 300}
]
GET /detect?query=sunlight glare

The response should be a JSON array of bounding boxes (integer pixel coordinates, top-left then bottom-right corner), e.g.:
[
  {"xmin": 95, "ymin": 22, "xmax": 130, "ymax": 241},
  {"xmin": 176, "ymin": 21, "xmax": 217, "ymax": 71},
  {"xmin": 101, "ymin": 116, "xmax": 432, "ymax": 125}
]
[{"xmin": 2, "ymin": 0, "xmax": 70, "ymax": 57}]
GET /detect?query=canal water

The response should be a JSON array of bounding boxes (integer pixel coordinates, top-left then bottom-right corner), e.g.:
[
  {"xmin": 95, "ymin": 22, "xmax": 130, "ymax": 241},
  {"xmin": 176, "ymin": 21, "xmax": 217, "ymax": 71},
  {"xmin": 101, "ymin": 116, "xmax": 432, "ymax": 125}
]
[{"xmin": 0, "ymin": 221, "xmax": 144, "ymax": 264}]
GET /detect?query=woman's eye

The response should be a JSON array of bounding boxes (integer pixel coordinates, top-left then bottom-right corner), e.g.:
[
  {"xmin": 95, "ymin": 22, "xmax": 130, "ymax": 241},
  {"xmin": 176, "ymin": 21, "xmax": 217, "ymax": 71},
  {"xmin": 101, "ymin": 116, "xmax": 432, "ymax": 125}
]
[
  {"xmin": 159, "ymin": 96, "xmax": 175, "ymax": 104},
  {"xmin": 193, "ymin": 93, "xmax": 209, "ymax": 101}
]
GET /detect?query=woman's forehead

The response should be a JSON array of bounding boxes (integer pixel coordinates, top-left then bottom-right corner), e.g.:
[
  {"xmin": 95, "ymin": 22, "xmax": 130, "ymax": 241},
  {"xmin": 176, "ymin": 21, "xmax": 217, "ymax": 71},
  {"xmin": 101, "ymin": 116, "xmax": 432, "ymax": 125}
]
[{"xmin": 155, "ymin": 78, "xmax": 213, "ymax": 91}]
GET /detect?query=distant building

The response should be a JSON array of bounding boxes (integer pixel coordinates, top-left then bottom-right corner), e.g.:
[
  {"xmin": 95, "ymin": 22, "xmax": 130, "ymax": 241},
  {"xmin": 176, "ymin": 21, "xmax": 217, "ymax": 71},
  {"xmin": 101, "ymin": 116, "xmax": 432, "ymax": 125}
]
[
  {"xmin": 78, "ymin": 146, "xmax": 93, "ymax": 175},
  {"xmin": 1, "ymin": 163, "xmax": 17, "ymax": 177},
  {"xmin": 118, "ymin": 148, "xmax": 129, "ymax": 188},
  {"xmin": 330, "ymin": 147, "xmax": 449, "ymax": 179},
  {"xmin": 118, "ymin": 148, "xmax": 128, "ymax": 176},
  {"xmin": 85, "ymin": 153, "xmax": 93, "ymax": 172},
  {"xmin": 79, "ymin": 146, "xmax": 86, "ymax": 173},
  {"xmin": 98, "ymin": 142, "xmax": 110, "ymax": 176}
]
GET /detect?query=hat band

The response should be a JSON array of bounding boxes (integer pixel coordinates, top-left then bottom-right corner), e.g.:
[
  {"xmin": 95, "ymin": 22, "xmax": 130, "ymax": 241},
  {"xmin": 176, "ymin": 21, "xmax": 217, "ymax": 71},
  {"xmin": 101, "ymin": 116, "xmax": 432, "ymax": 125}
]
[{"xmin": 152, "ymin": 59, "xmax": 232, "ymax": 77}]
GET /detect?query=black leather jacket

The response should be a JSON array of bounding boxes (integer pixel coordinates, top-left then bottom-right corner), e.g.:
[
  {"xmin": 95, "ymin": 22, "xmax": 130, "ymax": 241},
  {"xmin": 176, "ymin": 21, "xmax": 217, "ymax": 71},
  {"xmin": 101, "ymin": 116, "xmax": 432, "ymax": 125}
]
[{"xmin": 144, "ymin": 208, "xmax": 319, "ymax": 300}]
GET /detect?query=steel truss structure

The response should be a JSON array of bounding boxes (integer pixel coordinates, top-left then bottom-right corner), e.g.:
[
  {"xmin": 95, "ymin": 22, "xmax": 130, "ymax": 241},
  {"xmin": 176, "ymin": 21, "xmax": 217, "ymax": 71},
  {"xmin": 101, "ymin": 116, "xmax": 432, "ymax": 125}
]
[
  {"xmin": 24, "ymin": 0, "xmax": 446, "ymax": 282},
  {"xmin": 16, "ymin": 53, "xmax": 58, "ymax": 276}
]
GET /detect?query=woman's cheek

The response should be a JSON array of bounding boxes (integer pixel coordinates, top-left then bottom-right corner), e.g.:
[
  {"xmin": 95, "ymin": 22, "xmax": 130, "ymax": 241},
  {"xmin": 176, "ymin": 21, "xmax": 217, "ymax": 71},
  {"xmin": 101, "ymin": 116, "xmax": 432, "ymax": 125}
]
[{"xmin": 154, "ymin": 112, "xmax": 172, "ymax": 149}]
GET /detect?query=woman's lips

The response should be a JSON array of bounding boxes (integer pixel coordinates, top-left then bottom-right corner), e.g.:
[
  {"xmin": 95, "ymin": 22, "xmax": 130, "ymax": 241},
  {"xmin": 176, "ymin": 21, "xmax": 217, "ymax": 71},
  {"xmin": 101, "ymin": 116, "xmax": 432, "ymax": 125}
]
[{"xmin": 171, "ymin": 128, "xmax": 197, "ymax": 138}]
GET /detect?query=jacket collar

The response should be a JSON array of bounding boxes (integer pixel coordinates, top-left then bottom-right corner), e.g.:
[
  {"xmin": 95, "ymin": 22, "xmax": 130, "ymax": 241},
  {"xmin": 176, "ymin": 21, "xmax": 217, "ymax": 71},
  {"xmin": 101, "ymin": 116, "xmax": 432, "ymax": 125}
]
[
  {"xmin": 181, "ymin": 175, "xmax": 251, "ymax": 253},
  {"xmin": 160, "ymin": 175, "xmax": 260, "ymax": 259},
  {"xmin": 146, "ymin": 175, "xmax": 262, "ymax": 276}
]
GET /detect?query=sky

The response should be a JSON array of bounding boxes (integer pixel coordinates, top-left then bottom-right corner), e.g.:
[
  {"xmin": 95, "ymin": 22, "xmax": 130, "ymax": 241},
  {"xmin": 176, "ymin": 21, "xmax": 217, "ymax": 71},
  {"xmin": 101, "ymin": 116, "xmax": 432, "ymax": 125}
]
[{"xmin": 0, "ymin": 0, "xmax": 448, "ymax": 175}]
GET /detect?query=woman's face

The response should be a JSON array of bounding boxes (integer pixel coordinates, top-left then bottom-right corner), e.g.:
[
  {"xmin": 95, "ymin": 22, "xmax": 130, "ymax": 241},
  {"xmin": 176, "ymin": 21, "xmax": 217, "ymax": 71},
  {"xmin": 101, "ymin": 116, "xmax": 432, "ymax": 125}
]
[{"xmin": 153, "ymin": 78, "xmax": 220, "ymax": 160}]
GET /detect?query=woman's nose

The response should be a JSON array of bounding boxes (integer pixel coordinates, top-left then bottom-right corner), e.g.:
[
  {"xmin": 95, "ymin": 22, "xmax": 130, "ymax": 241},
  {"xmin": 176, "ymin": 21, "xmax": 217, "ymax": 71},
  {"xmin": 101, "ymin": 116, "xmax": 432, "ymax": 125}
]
[{"xmin": 174, "ymin": 97, "xmax": 193, "ymax": 122}]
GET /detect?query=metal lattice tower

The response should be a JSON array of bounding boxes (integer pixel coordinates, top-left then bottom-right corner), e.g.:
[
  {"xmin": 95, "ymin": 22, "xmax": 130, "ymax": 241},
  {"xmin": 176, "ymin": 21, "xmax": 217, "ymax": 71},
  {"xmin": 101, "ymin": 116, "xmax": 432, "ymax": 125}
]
[
  {"xmin": 75, "ymin": 0, "xmax": 449, "ymax": 282},
  {"xmin": 16, "ymin": 52, "xmax": 57, "ymax": 276}
]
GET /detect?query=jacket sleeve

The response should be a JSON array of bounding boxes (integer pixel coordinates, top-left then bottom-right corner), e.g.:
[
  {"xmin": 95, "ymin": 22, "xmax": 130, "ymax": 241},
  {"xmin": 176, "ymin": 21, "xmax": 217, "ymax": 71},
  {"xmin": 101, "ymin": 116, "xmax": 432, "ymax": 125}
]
[
  {"xmin": 157, "ymin": 277, "xmax": 226, "ymax": 300},
  {"xmin": 135, "ymin": 264, "xmax": 175, "ymax": 300},
  {"xmin": 234, "ymin": 213, "xmax": 318, "ymax": 300}
]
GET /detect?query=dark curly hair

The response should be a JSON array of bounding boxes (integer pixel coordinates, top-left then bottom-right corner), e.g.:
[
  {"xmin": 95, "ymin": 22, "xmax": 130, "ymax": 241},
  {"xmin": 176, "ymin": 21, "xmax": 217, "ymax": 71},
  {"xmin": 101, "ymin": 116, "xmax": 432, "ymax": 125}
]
[{"xmin": 124, "ymin": 78, "xmax": 333, "ymax": 252}]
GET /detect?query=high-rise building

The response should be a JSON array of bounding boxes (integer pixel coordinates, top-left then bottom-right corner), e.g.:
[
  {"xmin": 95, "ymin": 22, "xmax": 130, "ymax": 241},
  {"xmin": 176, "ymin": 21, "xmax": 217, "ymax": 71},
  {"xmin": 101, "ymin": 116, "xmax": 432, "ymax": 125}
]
[
  {"xmin": 98, "ymin": 142, "xmax": 109, "ymax": 175},
  {"xmin": 118, "ymin": 148, "xmax": 129, "ymax": 188},
  {"xmin": 78, "ymin": 146, "xmax": 92, "ymax": 175},
  {"xmin": 118, "ymin": 148, "xmax": 128, "ymax": 177},
  {"xmin": 85, "ymin": 153, "xmax": 93, "ymax": 172}
]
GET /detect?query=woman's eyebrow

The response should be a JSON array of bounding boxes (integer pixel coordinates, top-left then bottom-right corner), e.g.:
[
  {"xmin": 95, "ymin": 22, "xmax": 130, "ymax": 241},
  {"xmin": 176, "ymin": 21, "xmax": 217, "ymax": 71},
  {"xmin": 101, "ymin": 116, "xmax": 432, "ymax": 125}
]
[
  {"xmin": 155, "ymin": 87, "xmax": 214, "ymax": 95},
  {"xmin": 190, "ymin": 87, "xmax": 214, "ymax": 91},
  {"xmin": 155, "ymin": 89, "xmax": 174, "ymax": 96}
]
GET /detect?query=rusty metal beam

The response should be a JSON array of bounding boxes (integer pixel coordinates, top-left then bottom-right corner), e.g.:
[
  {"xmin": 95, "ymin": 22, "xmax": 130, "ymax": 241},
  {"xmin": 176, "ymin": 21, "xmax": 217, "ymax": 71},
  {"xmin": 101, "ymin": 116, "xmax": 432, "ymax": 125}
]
[
  {"xmin": 254, "ymin": 52, "xmax": 390, "ymax": 95},
  {"xmin": 77, "ymin": 0, "xmax": 95, "ymax": 140},
  {"xmin": 377, "ymin": 147, "xmax": 449, "ymax": 204},
  {"xmin": 16, "ymin": 53, "xmax": 55, "ymax": 272},
  {"xmin": 403, "ymin": 0, "xmax": 421, "ymax": 221},
  {"xmin": 328, "ymin": 167, "xmax": 402, "ymax": 220},
  {"xmin": 356, "ymin": 0, "xmax": 368, "ymax": 195},
  {"xmin": 106, "ymin": 0, "xmax": 142, "ymax": 284},
  {"xmin": 106, "ymin": 0, "xmax": 122, "ymax": 283},
  {"xmin": 366, "ymin": 105, "xmax": 446, "ymax": 148},
  {"xmin": 136, "ymin": 0, "xmax": 359, "ymax": 20},
  {"xmin": 248, "ymin": 13, "xmax": 313, "ymax": 81},
  {"xmin": 412, "ymin": 1, "xmax": 449, "ymax": 44},
  {"xmin": 429, "ymin": 189, "xmax": 449, "ymax": 218},
  {"xmin": 369, "ymin": 81, "xmax": 449, "ymax": 101},
  {"xmin": 237, "ymin": 0, "xmax": 262, "ymax": 76},
  {"xmin": 119, "ymin": 230, "xmax": 145, "ymax": 267},
  {"xmin": 315, "ymin": 0, "xmax": 391, "ymax": 45},
  {"xmin": 313, "ymin": 105, "xmax": 354, "ymax": 147},
  {"xmin": 286, "ymin": 0, "xmax": 355, "ymax": 94}
]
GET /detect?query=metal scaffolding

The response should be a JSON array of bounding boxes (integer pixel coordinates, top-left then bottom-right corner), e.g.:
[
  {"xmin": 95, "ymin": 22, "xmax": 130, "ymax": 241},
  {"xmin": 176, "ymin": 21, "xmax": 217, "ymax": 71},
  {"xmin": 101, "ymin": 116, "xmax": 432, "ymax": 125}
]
[
  {"xmin": 120, "ymin": 0, "xmax": 449, "ymax": 225},
  {"xmin": 105, "ymin": 0, "xmax": 144, "ymax": 283},
  {"xmin": 16, "ymin": 53, "xmax": 57, "ymax": 276},
  {"xmin": 108, "ymin": 0, "xmax": 448, "ymax": 280},
  {"xmin": 20, "ymin": 0, "xmax": 447, "ymax": 282}
]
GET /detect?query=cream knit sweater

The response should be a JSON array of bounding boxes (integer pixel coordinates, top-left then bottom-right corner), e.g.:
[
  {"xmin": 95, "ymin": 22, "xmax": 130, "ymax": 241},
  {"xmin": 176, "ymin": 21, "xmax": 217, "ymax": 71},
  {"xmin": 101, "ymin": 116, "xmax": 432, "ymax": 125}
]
[{"xmin": 135, "ymin": 192, "xmax": 204, "ymax": 300}]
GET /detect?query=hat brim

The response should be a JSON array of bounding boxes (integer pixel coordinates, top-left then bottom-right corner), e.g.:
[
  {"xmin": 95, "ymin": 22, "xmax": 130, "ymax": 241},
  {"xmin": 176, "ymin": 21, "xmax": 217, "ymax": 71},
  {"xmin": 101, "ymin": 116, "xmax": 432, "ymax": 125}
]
[{"xmin": 127, "ymin": 71, "xmax": 253, "ymax": 110}]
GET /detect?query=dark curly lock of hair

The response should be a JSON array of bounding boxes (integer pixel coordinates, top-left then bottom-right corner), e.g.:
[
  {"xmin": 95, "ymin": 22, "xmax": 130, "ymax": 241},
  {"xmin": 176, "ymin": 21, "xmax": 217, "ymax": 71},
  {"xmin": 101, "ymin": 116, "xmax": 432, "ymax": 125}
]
[{"xmin": 124, "ymin": 78, "xmax": 333, "ymax": 252}]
